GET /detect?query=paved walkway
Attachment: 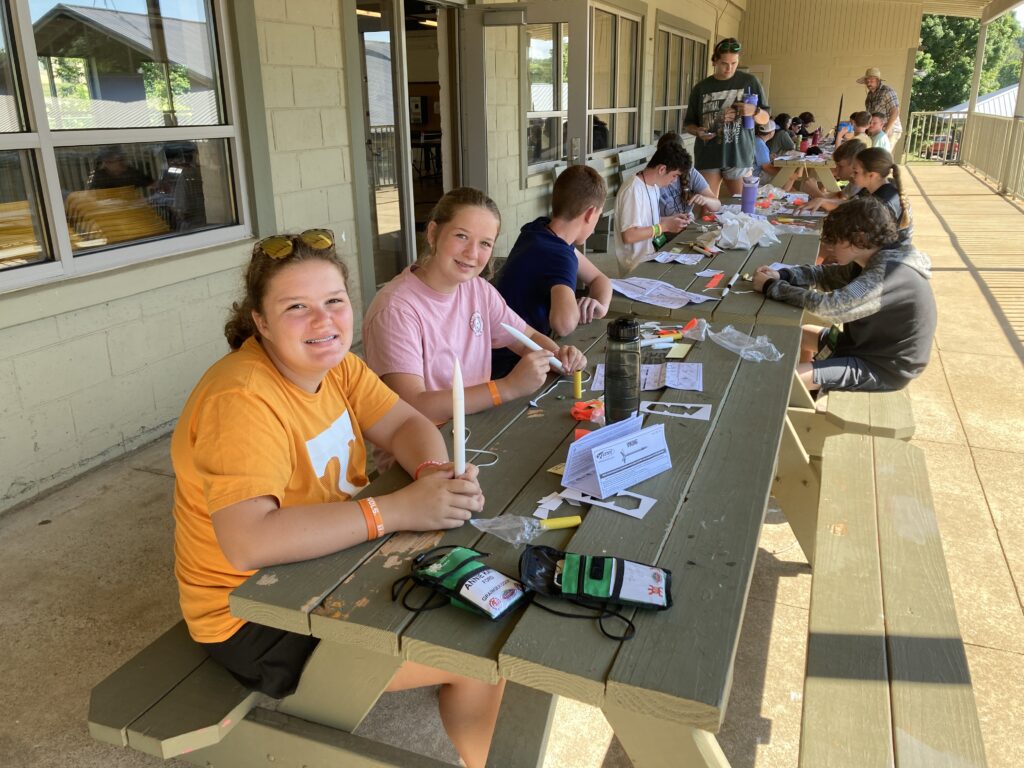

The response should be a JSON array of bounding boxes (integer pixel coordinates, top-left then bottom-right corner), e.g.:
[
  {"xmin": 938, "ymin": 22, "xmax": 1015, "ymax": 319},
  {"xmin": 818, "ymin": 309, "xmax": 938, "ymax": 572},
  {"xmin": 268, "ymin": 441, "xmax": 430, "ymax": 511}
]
[{"xmin": 1, "ymin": 165, "xmax": 1020, "ymax": 767}]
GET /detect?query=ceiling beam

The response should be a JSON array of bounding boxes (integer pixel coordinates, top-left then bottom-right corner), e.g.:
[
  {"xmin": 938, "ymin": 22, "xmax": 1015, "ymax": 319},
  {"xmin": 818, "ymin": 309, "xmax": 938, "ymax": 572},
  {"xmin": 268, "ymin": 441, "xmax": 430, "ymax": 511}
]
[{"xmin": 982, "ymin": 0, "xmax": 1023, "ymax": 23}]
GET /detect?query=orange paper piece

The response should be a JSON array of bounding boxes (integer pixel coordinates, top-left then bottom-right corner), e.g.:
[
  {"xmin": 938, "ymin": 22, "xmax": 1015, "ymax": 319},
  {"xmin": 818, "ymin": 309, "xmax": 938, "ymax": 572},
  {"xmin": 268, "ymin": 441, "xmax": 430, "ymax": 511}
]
[
  {"xmin": 574, "ymin": 428, "xmax": 590, "ymax": 441},
  {"xmin": 683, "ymin": 318, "xmax": 698, "ymax": 332},
  {"xmin": 706, "ymin": 273, "xmax": 724, "ymax": 289}
]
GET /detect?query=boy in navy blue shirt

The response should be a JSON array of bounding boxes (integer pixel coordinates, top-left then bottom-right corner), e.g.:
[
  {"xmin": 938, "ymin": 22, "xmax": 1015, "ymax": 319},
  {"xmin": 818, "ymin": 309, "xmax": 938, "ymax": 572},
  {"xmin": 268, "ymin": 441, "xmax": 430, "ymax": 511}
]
[{"xmin": 492, "ymin": 165, "xmax": 613, "ymax": 377}]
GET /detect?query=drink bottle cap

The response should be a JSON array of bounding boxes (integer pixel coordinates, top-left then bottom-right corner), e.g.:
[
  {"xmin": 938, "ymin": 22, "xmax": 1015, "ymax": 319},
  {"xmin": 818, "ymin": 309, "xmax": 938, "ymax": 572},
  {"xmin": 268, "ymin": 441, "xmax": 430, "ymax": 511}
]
[{"xmin": 608, "ymin": 316, "xmax": 640, "ymax": 342}]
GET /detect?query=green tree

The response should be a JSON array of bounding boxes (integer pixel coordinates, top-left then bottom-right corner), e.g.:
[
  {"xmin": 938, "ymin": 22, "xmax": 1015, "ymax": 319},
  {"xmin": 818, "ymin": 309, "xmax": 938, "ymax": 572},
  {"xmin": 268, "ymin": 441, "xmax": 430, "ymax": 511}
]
[{"xmin": 912, "ymin": 13, "xmax": 1023, "ymax": 113}]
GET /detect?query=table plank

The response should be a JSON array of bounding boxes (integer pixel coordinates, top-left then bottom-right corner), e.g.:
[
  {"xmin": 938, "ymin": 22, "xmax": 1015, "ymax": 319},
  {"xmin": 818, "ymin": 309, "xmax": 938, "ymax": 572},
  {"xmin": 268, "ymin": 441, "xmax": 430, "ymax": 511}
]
[
  {"xmin": 603, "ymin": 321, "xmax": 801, "ymax": 731},
  {"xmin": 754, "ymin": 235, "xmax": 821, "ymax": 327},
  {"xmin": 498, "ymin": 322, "xmax": 754, "ymax": 706}
]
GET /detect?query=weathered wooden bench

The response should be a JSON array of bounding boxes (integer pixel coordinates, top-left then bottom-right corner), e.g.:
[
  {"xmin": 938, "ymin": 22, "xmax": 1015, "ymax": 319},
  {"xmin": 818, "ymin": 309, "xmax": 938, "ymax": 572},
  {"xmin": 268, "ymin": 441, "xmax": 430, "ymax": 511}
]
[
  {"xmin": 88, "ymin": 620, "xmax": 468, "ymax": 766},
  {"xmin": 800, "ymin": 434, "xmax": 987, "ymax": 767}
]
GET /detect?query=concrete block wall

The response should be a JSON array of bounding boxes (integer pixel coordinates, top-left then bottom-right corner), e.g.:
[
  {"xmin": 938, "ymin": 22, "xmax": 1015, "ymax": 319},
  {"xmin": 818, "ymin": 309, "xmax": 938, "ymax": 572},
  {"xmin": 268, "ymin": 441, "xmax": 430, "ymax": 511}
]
[{"xmin": 0, "ymin": 0, "xmax": 363, "ymax": 513}]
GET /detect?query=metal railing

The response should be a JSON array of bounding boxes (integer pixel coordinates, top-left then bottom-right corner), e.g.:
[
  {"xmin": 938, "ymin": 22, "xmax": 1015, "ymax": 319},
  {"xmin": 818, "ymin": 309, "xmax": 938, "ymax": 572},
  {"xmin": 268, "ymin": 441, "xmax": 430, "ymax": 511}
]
[
  {"xmin": 904, "ymin": 111, "xmax": 967, "ymax": 164},
  {"xmin": 906, "ymin": 110, "xmax": 1024, "ymax": 200},
  {"xmin": 369, "ymin": 125, "xmax": 398, "ymax": 188}
]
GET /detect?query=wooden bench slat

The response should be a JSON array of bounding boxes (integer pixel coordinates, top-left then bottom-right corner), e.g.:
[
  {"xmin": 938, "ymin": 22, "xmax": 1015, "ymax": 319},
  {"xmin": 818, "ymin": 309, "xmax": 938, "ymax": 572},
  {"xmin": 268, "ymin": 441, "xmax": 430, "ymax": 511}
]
[
  {"xmin": 873, "ymin": 438, "xmax": 987, "ymax": 767},
  {"xmin": 87, "ymin": 621, "xmax": 208, "ymax": 747},
  {"xmin": 126, "ymin": 656, "xmax": 258, "ymax": 758},
  {"xmin": 799, "ymin": 434, "xmax": 892, "ymax": 768},
  {"xmin": 869, "ymin": 389, "xmax": 915, "ymax": 439},
  {"xmin": 177, "ymin": 706, "xmax": 455, "ymax": 768}
]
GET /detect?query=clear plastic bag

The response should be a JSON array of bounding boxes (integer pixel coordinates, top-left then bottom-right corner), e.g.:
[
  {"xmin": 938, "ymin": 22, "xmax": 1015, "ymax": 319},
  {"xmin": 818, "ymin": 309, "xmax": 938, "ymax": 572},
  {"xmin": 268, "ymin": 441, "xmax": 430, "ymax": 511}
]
[
  {"xmin": 682, "ymin": 318, "xmax": 708, "ymax": 342},
  {"xmin": 470, "ymin": 515, "xmax": 581, "ymax": 547},
  {"xmin": 708, "ymin": 325, "xmax": 783, "ymax": 362}
]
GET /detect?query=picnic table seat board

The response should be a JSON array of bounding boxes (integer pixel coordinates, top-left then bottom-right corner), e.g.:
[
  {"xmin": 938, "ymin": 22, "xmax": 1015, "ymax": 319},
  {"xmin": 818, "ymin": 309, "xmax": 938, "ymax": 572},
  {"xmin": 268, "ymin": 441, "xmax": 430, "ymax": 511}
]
[
  {"xmin": 801, "ymin": 434, "xmax": 987, "ymax": 768},
  {"xmin": 786, "ymin": 387, "xmax": 916, "ymax": 460}
]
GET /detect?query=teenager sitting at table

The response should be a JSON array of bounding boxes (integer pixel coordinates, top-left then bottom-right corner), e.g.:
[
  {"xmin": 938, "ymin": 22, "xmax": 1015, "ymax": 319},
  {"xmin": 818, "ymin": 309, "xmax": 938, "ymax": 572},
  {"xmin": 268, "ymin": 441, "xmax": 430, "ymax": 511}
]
[
  {"xmin": 845, "ymin": 111, "xmax": 873, "ymax": 150},
  {"xmin": 752, "ymin": 196, "xmax": 935, "ymax": 393},
  {"xmin": 363, "ymin": 187, "xmax": 586, "ymax": 446},
  {"xmin": 768, "ymin": 114, "xmax": 796, "ymax": 155},
  {"xmin": 802, "ymin": 139, "xmax": 866, "ymax": 211},
  {"xmin": 613, "ymin": 142, "xmax": 692, "ymax": 273},
  {"xmin": 683, "ymin": 37, "xmax": 769, "ymax": 198},
  {"xmin": 867, "ymin": 112, "xmax": 893, "ymax": 151},
  {"xmin": 171, "ymin": 230, "xmax": 503, "ymax": 768},
  {"xmin": 852, "ymin": 147, "xmax": 912, "ymax": 242},
  {"xmin": 655, "ymin": 132, "xmax": 722, "ymax": 224},
  {"xmin": 491, "ymin": 165, "xmax": 612, "ymax": 377}
]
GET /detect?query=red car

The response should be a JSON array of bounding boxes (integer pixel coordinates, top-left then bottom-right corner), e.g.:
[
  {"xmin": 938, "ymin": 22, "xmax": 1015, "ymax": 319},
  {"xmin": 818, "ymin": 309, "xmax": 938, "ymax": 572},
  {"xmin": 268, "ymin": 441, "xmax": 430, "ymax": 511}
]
[{"xmin": 920, "ymin": 134, "xmax": 959, "ymax": 160}]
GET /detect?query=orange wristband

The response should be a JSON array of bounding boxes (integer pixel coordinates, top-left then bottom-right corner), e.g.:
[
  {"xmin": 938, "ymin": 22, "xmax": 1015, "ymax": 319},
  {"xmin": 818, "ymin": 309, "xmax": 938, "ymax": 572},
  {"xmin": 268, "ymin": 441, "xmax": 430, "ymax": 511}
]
[
  {"xmin": 487, "ymin": 380, "xmax": 502, "ymax": 406},
  {"xmin": 358, "ymin": 497, "xmax": 385, "ymax": 540}
]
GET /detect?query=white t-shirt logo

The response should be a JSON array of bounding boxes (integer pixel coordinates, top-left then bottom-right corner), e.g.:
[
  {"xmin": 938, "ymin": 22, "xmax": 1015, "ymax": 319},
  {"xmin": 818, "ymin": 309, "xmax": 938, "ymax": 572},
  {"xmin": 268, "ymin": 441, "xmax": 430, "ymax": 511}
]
[
  {"xmin": 470, "ymin": 311, "xmax": 483, "ymax": 336},
  {"xmin": 305, "ymin": 411, "xmax": 361, "ymax": 496}
]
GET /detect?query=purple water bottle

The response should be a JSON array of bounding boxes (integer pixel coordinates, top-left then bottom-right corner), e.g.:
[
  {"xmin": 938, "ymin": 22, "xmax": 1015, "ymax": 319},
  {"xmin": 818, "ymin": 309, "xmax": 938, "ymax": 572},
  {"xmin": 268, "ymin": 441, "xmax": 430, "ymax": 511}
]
[
  {"xmin": 741, "ymin": 176, "xmax": 758, "ymax": 214},
  {"xmin": 742, "ymin": 92, "xmax": 758, "ymax": 130}
]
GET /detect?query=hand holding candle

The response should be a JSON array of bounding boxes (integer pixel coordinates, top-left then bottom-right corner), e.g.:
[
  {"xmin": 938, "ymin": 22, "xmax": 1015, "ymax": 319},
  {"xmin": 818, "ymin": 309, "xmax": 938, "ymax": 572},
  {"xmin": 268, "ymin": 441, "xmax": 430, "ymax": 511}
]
[{"xmin": 452, "ymin": 358, "xmax": 465, "ymax": 476}]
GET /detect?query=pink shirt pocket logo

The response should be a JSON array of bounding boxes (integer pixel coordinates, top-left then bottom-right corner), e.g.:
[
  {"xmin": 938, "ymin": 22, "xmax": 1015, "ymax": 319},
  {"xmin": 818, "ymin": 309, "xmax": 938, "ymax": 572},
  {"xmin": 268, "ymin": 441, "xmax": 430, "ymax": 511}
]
[{"xmin": 470, "ymin": 311, "xmax": 484, "ymax": 336}]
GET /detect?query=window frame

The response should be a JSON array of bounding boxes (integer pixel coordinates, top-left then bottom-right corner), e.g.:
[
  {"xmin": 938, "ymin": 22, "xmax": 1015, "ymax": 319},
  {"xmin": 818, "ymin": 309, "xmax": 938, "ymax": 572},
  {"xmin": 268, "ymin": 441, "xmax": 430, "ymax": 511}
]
[
  {"xmin": 1, "ymin": 0, "xmax": 251, "ymax": 294},
  {"xmin": 588, "ymin": 1, "xmax": 641, "ymax": 159},
  {"xmin": 651, "ymin": 11, "xmax": 710, "ymax": 142},
  {"xmin": 523, "ymin": 21, "xmax": 569, "ymax": 175}
]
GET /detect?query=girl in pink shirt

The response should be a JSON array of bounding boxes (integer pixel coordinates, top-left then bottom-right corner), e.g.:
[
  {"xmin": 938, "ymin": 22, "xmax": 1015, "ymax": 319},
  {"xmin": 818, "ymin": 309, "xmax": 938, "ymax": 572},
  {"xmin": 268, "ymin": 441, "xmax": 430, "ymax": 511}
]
[{"xmin": 363, "ymin": 187, "xmax": 586, "ymax": 425}]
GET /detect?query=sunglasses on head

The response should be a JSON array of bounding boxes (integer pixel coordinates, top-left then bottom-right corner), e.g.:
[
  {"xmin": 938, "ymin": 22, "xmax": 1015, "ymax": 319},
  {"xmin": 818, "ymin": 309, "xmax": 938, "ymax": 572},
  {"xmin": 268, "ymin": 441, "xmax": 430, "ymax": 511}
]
[
  {"xmin": 254, "ymin": 229, "xmax": 335, "ymax": 260},
  {"xmin": 716, "ymin": 39, "xmax": 742, "ymax": 53}
]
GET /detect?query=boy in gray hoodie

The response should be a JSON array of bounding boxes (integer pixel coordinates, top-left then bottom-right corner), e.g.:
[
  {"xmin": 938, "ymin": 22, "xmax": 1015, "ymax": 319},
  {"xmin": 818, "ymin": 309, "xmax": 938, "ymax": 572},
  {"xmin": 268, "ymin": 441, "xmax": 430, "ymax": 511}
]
[{"xmin": 752, "ymin": 196, "xmax": 936, "ymax": 393}]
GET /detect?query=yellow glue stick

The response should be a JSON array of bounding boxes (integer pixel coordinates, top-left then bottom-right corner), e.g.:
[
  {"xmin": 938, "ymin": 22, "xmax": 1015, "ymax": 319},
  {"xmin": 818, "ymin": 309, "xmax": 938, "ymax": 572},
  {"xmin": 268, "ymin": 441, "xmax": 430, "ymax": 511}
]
[
  {"xmin": 573, "ymin": 370, "xmax": 583, "ymax": 400},
  {"xmin": 540, "ymin": 515, "xmax": 582, "ymax": 530}
]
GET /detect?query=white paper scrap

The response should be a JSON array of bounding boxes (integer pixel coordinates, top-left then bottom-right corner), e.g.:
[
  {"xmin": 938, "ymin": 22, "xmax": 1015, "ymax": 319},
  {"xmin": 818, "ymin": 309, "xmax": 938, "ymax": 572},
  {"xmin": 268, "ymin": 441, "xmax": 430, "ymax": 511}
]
[
  {"xmin": 654, "ymin": 250, "xmax": 704, "ymax": 265},
  {"xmin": 592, "ymin": 362, "xmax": 703, "ymax": 392},
  {"xmin": 559, "ymin": 488, "xmax": 656, "ymax": 520},
  {"xmin": 610, "ymin": 277, "xmax": 693, "ymax": 309},
  {"xmin": 695, "ymin": 269, "xmax": 723, "ymax": 277},
  {"xmin": 640, "ymin": 401, "xmax": 713, "ymax": 421}
]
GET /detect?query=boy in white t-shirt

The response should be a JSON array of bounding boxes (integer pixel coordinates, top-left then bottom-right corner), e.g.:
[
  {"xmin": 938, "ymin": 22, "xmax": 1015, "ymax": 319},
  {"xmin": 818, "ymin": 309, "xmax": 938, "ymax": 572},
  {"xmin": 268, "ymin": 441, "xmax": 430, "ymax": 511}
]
[{"xmin": 614, "ymin": 142, "xmax": 691, "ymax": 273}]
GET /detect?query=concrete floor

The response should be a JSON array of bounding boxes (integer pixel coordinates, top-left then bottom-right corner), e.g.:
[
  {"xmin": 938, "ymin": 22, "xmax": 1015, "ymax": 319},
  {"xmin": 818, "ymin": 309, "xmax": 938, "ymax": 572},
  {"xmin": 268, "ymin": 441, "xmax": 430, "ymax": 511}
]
[{"xmin": 1, "ymin": 165, "xmax": 1021, "ymax": 767}]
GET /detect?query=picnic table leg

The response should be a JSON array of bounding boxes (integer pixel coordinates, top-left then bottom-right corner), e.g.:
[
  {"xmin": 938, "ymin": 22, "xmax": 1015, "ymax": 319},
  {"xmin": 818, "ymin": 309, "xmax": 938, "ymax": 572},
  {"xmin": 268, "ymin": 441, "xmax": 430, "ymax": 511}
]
[
  {"xmin": 277, "ymin": 640, "xmax": 402, "ymax": 732},
  {"xmin": 771, "ymin": 415, "xmax": 819, "ymax": 567},
  {"xmin": 485, "ymin": 683, "xmax": 556, "ymax": 768},
  {"xmin": 770, "ymin": 166, "xmax": 796, "ymax": 189},
  {"xmin": 603, "ymin": 703, "xmax": 731, "ymax": 768},
  {"xmin": 813, "ymin": 165, "xmax": 840, "ymax": 193}
]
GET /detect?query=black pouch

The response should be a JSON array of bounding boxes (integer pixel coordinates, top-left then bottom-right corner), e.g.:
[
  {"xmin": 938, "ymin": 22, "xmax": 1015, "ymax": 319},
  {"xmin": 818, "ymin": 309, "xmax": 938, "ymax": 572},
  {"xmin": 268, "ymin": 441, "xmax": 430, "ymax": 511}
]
[
  {"xmin": 814, "ymin": 324, "xmax": 840, "ymax": 362},
  {"xmin": 652, "ymin": 232, "xmax": 668, "ymax": 249},
  {"xmin": 391, "ymin": 545, "xmax": 529, "ymax": 620},
  {"xmin": 519, "ymin": 545, "xmax": 672, "ymax": 640}
]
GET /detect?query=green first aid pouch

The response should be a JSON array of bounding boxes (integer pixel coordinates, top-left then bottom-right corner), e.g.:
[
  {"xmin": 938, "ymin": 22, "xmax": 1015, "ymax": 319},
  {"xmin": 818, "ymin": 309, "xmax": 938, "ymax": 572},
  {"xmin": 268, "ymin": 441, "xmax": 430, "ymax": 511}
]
[
  {"xmin": 391, "ymin": 546, "xmax": 528, "ymax": 620},
  {"xmin": 519, "ymin": 545, "xmax": 672, "ymax": 640}
]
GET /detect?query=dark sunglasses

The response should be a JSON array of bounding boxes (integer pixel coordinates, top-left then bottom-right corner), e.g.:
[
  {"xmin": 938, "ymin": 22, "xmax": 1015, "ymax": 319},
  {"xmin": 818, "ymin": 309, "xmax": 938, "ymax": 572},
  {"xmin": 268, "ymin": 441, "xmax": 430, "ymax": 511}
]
[
  {"xmin": 716, "ymin": 39, "xmax": 742, "ymax": 53},
  {"xmin": 254, "ymin": 228, "xmax": 335, "ymax": 260}
]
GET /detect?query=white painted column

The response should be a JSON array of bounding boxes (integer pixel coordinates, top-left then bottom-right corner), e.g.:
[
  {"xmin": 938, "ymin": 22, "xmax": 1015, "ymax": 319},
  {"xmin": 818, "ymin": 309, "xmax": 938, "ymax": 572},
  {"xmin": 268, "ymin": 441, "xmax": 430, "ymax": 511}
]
[{"xmin": 962, "ymin": 21, "xmax": 988, "ymax": 167}]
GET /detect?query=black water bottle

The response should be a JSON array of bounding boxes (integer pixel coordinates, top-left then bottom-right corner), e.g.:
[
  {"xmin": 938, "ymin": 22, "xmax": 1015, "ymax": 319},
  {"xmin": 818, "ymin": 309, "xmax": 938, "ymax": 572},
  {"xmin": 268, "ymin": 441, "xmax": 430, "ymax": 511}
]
[{"xmin": 605, "ymin": 317, "xmax": 641, "ymax": 424}]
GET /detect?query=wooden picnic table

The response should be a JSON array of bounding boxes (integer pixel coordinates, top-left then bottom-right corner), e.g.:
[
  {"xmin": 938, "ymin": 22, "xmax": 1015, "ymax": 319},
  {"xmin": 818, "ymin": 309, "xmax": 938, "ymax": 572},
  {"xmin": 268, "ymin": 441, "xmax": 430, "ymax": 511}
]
[
  {"xmin": 229, "ymin": 244, "xmax": 806, "ymax": 766},
  {"xmin": 771, "ymin": 157, "xmax": 839, "ymax": 193}
]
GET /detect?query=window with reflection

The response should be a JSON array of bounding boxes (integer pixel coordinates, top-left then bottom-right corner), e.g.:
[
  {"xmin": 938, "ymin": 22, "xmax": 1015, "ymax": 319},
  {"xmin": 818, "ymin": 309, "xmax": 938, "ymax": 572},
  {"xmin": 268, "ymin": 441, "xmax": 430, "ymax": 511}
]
[
  {"xmin": 526, "ymin": 23, "xmax": 569, "ymax": 167},
  {"xmin": 31, "ymin": 0, "xmax": 223, "ymax": 129},
  {"xmin": 653, "ymin": 27, "xmax": 707, "ymax": 140},
  {"xmin": 588, "ymin": 7, "xmax": 638, "ymax": 152},
  {"xmin": 0, "ymin": 1, "xmax": 243, "ymax": 285},
  {"xmin": 0, "ymin": 7, "xmax": 25, "ymax": 133},
  {"xmin": 57, "ymin": 139, "xmax": 235, "ymax": 254},
  {"xmin": 0, "ymin": 151, "xmax": 49, "ymax": 271}
]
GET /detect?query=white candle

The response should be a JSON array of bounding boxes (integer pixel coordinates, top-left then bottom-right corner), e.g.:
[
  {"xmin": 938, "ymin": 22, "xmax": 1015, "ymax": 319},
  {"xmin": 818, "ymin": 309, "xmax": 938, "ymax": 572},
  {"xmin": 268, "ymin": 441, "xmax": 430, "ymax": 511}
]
[
  {"xmin": 452, "ymin": 358, "xmax": 466, "ymax": 476},
  {"xmin": 499, "ymin": 323, "xmax": 566, "ymax": 373}
]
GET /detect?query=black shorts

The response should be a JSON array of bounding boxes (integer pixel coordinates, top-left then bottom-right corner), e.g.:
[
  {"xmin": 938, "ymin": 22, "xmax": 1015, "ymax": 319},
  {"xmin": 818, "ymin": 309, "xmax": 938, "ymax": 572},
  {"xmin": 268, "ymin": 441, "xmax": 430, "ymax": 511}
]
[
  {"xmin": 202, "ymin": 622, "xmax": 318, "ymax": 698},
  {"xmin": 812, "ymin": 356, "xmax": 895, "ymax": 393}
]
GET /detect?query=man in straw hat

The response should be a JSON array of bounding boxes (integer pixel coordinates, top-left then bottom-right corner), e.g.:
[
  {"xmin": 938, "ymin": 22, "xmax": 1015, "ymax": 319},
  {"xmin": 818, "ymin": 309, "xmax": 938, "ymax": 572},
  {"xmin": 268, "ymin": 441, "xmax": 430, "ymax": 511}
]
[{"xmin": 858, "ymin": 67, "xmax": 902, "ymax": 147}]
